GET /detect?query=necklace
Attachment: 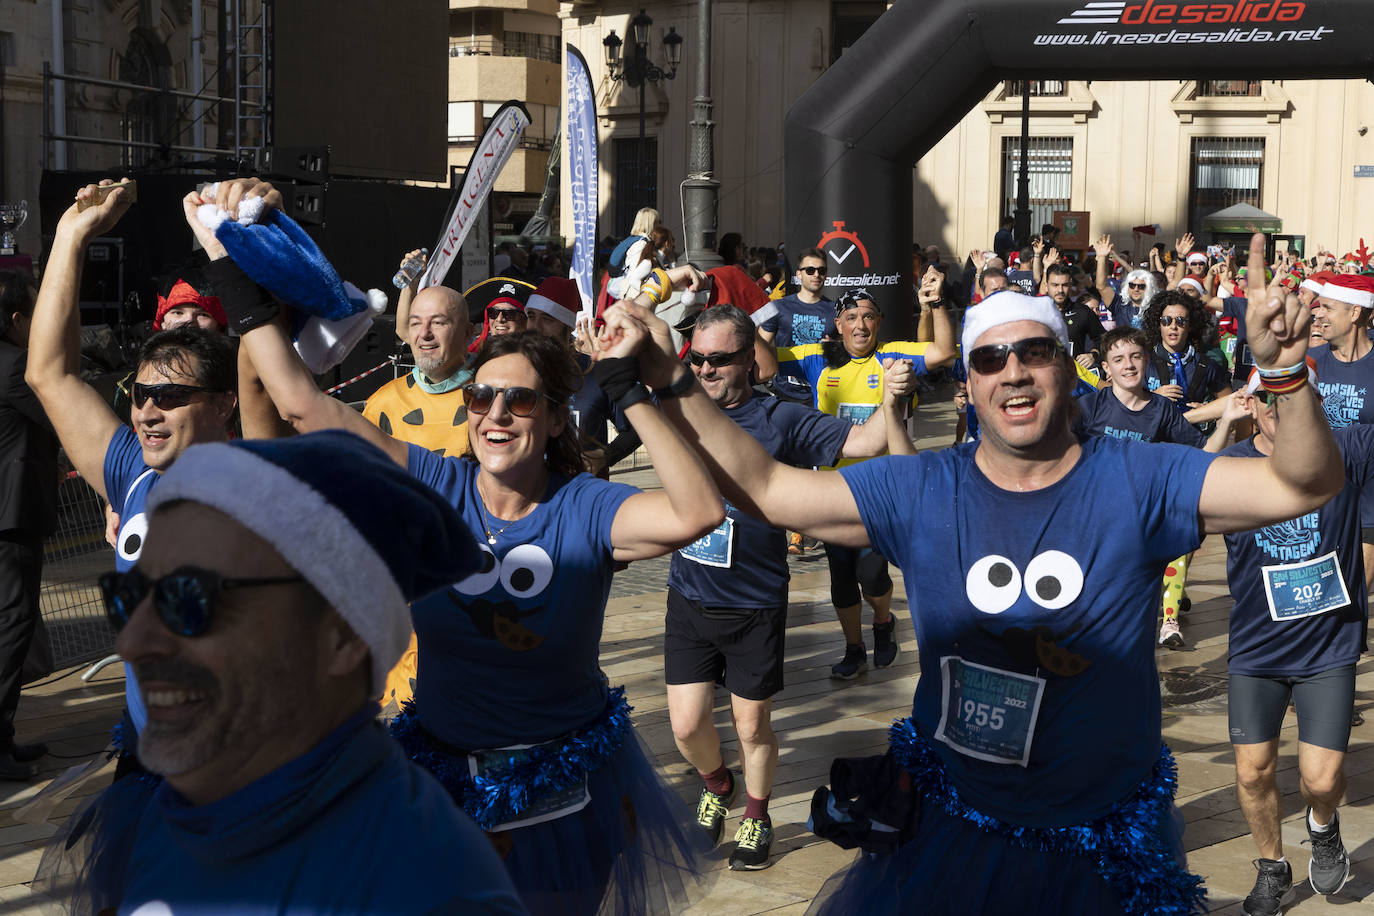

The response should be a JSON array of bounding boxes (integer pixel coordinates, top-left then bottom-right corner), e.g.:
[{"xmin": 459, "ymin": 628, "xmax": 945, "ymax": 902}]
[{"xmin": 475, "ymin": 479, "xmax": 528, "ymax": 545}]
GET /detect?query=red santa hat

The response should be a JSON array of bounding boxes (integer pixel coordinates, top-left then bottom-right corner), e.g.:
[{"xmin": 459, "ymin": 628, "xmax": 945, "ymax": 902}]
[
  {"xmin": 526, "ymin": 277, "xmax": 580, "ymax": 328},
  {"xmin": 154, "ymin": 278, "xmax": 228, "ymax": 330},
  {"xmin": 1185, "ymin": 251, "xmax": 1208, "ymax": 266},
  {"xmin": 1300, "ymin": 270, "xmax": 1337, "ymax": 297},
  {"xmin": 1321, "ymin": 274, "xmax": 1374, "ymax": 309}
]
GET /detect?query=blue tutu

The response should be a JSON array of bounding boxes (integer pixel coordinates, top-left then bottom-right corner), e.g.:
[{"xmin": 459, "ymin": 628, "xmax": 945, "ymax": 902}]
[
  {"xmin": 392, "ymin": 690, "xmax": 706, "ymax": 915},
  {"xmin": 807, "ymin": 720, "xmax": 1206, "ymax": 916}
]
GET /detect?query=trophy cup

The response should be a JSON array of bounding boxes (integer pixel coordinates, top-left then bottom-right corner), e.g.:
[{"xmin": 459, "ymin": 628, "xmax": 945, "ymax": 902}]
[{"xmin": 0, "ymin": 201, "xmax": 27, "ymax": 256}]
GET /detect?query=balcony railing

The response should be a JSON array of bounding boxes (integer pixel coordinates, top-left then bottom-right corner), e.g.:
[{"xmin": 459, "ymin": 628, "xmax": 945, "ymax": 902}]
[
  {"xmin": 1003, "ymin": 80, "xmax": 1067, "ymax": 97},
  {"xmin": 449, "ymin": 37, "xmax": 560, "ymax": 65},
  {"xmin": 1196, "ymin": 80, "xmax": 1262, "ymax": 97}
]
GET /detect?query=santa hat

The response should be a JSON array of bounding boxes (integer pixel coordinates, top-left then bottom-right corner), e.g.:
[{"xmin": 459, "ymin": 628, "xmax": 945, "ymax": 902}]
[
  {"xmin": 526, "ymin": 277, "xmax": 579, "ymax": 328},
  {"xmin": 1300, "ymin": 270, "xmax": 1336, "ymax": 297},
  {"xmin": 1177, "ymin": 277, "xmax": 1206, "ymax": 296},
  {"xmin": 197, "ymin": 183, "xmax": 386, "ymax": 372},
  {"xmin": 961, "ymin": 291, "xmax": 1068, "ymax": 357},
  {"xmin": 147, "ymin": 430, "xmax": 481, "ymax": 692},
  {"xmin": 1320, "ymin": 274, "xmax": 1374, "ymax": 309},
  {"xmin": 154, "ymin": 278, "xmax": 228, "ymax": 331},
  {"xmin": 1185, "ymin": 251, "xmax": 1208, "ymax": 266},
  {"xmin": 1245, "ymin": 356, "xmax": 1320, "ymax": 395}
]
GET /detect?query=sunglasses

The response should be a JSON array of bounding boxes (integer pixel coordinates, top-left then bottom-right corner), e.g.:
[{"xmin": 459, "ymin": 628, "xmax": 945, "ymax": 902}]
[
  {"xmin": 462, "ymin": 383, "xmax": 556, "ymax": 417},
  {"xmin": 687, "ymin": 344, "xmax": 751, "ymax": 368},
  {"xmin": 131, "ymin": 383, "xmax": 224, "ymax": 410},
  {"xmin": 1127, "ymin": 282, "xmax": 1146, "ymax": 290},
  {"xmin": 486, "ymin": 307, "xmax": 525, "ymax": 322},
  {"xmin": 99, "ymin": 566, "xmax": 304, "ymax": 637},
  {"xmin": 1159, "ymin": 315, "xmax": 1189, "ymax": 328},
  {"xmin": 967, "ymin": 337, "xmax": 1065, "ymax": 375},
  {"xmin": 799, "ymin": 265, "xmax": 827, "ymax": 276},
  {"xmin": 1252, "ymin": 389, "xmax": 1282, "ymax": 407}
]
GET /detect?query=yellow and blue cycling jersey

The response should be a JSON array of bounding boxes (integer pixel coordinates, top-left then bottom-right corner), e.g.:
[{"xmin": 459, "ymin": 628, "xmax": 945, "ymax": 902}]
[{"xmin": 776, "ymin": 341, "xmax": 931, "ymax": 467}]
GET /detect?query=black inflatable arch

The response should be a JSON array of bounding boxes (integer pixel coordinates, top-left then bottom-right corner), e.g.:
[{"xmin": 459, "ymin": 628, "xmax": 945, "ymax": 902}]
[{"xmin": 784, "ymin": 0, "xmax": 1374, "ymax": 339}]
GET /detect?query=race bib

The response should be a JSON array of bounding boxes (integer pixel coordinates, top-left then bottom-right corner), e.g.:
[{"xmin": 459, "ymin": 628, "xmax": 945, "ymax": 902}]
[
  {"xmin": 679, "ymin": 515, "xmax": 735, "ymax": 568},
  {"xmin": 1261, "ymin": 550, "xmax": 1351, "ymax": 621},
  {"xmin": 837, "ymin": 402, "xmax": 877, "ymax": 424},
  {"xmin": 470, "ymin": 745, "xmax": 591, "ymax": 832},
  {"xmin": 934, "ymin": 656, "xmax": 1045, "ymax": 767}
]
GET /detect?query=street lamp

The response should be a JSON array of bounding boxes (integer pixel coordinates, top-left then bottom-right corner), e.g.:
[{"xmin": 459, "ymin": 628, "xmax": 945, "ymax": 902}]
[{"xmin": 603, "ymin": 10, "xmax": 682, "ymax": 228}]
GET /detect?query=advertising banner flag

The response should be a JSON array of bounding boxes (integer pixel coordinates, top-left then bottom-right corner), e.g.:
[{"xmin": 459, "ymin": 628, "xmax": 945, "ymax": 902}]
[
  {"xmin": 419, "ymin": 101, "xmax": 530, "ymax": 290},
  {"xmin": 565, "ymin": 45, "xmax": 598, "ymax": 319}
]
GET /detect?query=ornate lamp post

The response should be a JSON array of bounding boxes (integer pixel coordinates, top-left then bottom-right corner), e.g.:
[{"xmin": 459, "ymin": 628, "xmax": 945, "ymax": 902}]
[{"xmin": 603, "ymin": 10, "xmax": 682, "ymax": 226}]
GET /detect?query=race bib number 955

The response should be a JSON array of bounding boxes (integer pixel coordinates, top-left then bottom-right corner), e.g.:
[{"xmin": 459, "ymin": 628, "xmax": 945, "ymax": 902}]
[{"xmin": 934, "ymin": 656, "xmax": 1046, "ymax": 767}]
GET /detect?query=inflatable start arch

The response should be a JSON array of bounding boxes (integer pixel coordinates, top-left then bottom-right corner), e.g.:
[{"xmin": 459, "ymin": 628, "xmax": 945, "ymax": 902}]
[{"xmin": 782, "ymin": 0, "xmax": 1374, "ymax": 338}]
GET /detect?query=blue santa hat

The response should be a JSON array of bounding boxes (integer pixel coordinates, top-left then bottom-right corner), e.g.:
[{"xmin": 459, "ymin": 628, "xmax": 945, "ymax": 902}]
[
  {"xmin": 146, "ymin": 430, "xmax": 480, "ymax": 691},
  {"xmin": 197, "ymin": 185, "xmax": 387, "ymax": 372}
]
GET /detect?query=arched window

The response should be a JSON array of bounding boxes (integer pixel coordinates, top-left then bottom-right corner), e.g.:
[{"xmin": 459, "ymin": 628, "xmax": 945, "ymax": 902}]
[{"xmin": 118, "ymin": 28, "xmax": 177, "ymax": 168}]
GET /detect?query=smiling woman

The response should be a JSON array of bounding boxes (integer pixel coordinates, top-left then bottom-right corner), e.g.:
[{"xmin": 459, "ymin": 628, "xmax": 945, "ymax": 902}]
[{"xmin": 221, "ymin": 175, "xmax": 725, "ymax": 913}]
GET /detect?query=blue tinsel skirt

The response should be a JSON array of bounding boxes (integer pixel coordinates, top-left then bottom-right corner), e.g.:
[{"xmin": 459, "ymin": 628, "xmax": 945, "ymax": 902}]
[
  {"xmin": 807, "ymin": 719, "xmax": 1207, "ymax": 916},
  {"xmin": 391, "ymin": 688, "xmax": 705, "ymax": 916}
]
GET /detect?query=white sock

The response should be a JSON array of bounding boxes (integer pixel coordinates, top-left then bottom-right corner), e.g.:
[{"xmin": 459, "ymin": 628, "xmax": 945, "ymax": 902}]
[{"xmin": 1309, "ymin": 809, "xmax": 1334, "ymax": 833}]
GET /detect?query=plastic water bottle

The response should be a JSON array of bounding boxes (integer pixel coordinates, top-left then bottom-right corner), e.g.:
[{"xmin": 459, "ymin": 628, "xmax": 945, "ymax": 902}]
[{"xmin": 392, "ymin": 248, "xmax": 429, "ymax": 289}]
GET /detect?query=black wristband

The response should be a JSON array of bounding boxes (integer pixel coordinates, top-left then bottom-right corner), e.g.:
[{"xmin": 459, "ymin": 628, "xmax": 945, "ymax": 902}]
[
  {"xmin": 651, "ymin": 369, "xmax": 694, "ymax": 400},
  {"xmin": 616, "ymin": 383, "xmax": 653, "ymax": 412},
  {"xmin": 202, "ymin": 257, "xmax": 278, "ymax": 335},
  {"xmin": 591, "ymin": 356, "xmax": 642, "ymax": 404}
]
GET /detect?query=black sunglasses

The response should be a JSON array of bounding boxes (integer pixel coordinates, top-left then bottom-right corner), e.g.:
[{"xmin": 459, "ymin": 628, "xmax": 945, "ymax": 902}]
[
  {"xmin": 799, "ymin": 265, "xmax": 827, "ymax": 276},
  {"xmin": 967, "ymin": 337, "xmax": 1065, "ymax": 375},
  {"xmin": 1127, "ymin": 282, "xmax": 1147, "ymax": 290},
  {"xmin": 131, "ymin": 383, "xmax": 224, "ymax": 410},
  {"xmin": 1159, "ymin": 315, "xmax": 1189, "ymax": 328},
  {"xmin": 688, "ymin": 344, "xmax": 752, "ymax": 368},
  {"xmin": 462, "ymin": 383, "xmax": 556, "ymax": 417},
  {"xmin": 99, "ymin": 566, "xmax": 304, "ymax": 637},
  {"xmin": 486, "ymin": 306, "xmax": 525, "ymax": 322}
]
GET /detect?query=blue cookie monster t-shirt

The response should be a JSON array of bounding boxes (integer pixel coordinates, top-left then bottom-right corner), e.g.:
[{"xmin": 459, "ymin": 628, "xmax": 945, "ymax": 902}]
[
  {"xmin": 669, "ymin": 397, "xmax": 851, "ymax": 609},
  {"xmin": 103, "ymin": 425, "xmax": 162, "ymax": 735},
  {"xmin": 1221, "ymin": 426, "xmax": 1374, "ymax": 677},
  {"xmin": 840, "ymin": 437, "xmax": 1215, "ymax": 827},
  {"xmin": 1077, "ymin": 387, "xmax": 1205, "ymax": 446},
  {"xmin": 406, "ymin": 446, "xmax": 636, "ymax": 749}
]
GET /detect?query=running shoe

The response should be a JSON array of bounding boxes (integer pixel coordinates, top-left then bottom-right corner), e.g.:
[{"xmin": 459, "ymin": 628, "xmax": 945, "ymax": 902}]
[
  {"xmin": 830, "ymin": 643, "xmax": 867, "ymax": 680},
  {"xmin": 1158, "ymin": 618, "xmax": 1184, "ymax": 649},
  {"xmin": 788, "ymin": 532, "xmax": 804, "ymax": 555},
  {"xmin": 873, "ymin": 617, "xmax": 899, "ymax": 668},
  {"xmin": 728, "ymin": 817, "xmax": 774, "ymax": 870},
  {"xmin": 695, "ymin": 773, "xmax": 737, "ymax": 846},
  {"xmin": 1242, "ymin": 858, "xmax": 1293, "ymax": 916},
  {"xmin": 1307, "ymin": 808, "xmax": 1350, "ymax": 894}
]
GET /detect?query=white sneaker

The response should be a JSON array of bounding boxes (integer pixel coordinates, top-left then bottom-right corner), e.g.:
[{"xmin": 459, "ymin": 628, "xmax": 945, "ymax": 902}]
[{"xmin": 1158, "ymin": 618, "xmax": 1184, "ymax": 649}]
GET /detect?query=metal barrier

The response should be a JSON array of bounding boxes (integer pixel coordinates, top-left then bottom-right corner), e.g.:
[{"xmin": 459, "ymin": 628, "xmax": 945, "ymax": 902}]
[{"xmin": 39, "ymin": 471, "xmax": 118, "ymax": 670}]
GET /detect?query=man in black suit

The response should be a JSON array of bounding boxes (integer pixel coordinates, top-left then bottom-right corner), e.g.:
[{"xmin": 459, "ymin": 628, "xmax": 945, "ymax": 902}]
[{"xmin": 0, "ymin": 270, "xmax": 57, "ymax": 778}]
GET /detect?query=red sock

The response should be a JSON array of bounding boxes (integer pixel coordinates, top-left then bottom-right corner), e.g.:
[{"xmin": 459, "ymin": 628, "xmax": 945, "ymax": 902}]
[
  {"xmin": 744, "ymin": 793, "xmax": 770, "ymax": 822},
  {"xmin": 700, "ymin": 764, "xmax": 732, "ymax": 797}
]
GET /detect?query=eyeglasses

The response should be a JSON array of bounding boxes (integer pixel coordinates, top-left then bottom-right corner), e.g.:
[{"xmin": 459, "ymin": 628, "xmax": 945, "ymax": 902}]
[
  {"xmin": 966, "ymin": 337, "xmax": 1065, "ymax": 375},
  {"xmin": 462, "ymin": 383, "xmax": 556, "ymax": 417},
  {"xmin": 1127, "ymin": 282, "xmax": 1146, "ymax": 290},
  {"xmin": 1253, "ymin": 390, "xmax": 1282, "ymax": 407},
  {"xmin": 1159, "ymin": 315, "xmax": 1189, "ymax": 328},
  {"xmin": 486, "ymin": 307, "xmax": 525, "ymax": 322},
  {"xmin": 131, "ymin": 383, "xmax": 225, "ymax": 410},
  {"xmin": 99, "ymin": 566, "xmax": 304, "ymax": 637},
  {"xmin": 687, "ymin": 344, "xmax": 752, "ymax": 368},
  {"xmin": 799, "ymin": 265, "xmax": 827, "ymax": 276}
]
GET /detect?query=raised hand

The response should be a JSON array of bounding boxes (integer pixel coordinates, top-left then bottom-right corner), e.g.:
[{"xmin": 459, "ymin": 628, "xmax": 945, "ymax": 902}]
[
  {"xmin": 602, "ymin": 300, "xmax": 682, "ymax": 388},
  {"xmin": 59, "ymin": 179, "xmax": 133, "ymax": 243},
  {"xmin": 1244, "ymin": 233, "xmax": 1310, "ymax": 371},
  {"xmin": 1043, "ymin": 247, "xmax": 1060, "ymax": 270},
  {"xmin": 1175, "ymin": 232, "xmax": 1195, "ymax": 256},
  {"xmin": 1093, "ymin": 234, "xmax": 1112, "ymax": 258},
  {"xmin": 917, "ymin": 267, "xmax": 942, "ymax": 308},
  {"xmin": 882, "ymin": 357, "xmax": 916, "ymax": 401}
]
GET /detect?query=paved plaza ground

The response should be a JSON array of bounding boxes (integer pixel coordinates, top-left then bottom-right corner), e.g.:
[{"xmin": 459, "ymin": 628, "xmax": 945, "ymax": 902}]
[{"xmin": 5, "ymin": 386, "xmax": 1374, "ymax": 913}]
